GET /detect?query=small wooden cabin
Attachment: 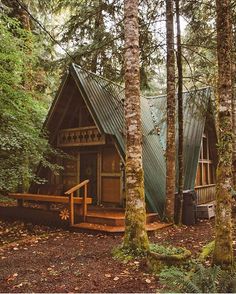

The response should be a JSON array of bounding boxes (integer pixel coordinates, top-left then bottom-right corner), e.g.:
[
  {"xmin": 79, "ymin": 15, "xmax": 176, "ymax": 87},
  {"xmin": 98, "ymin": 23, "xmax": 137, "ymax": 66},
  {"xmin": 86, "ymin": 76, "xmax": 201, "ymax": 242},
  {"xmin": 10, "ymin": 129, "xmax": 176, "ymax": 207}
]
[
  {"xmin": 33, "ymin": 80, "xmax": 125, "ymax": 207},
  {"xmin": 31, "ymin": 64, "xmax": 217, "ymax": 220}
]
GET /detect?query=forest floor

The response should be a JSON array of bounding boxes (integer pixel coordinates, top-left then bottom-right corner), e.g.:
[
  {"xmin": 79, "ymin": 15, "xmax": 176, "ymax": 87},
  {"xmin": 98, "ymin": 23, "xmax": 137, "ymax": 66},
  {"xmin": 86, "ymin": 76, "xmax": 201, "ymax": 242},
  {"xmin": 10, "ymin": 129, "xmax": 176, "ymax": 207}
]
[{"xmin": 0, "ymin": 200, "xmax": 235, "ymax": 293}]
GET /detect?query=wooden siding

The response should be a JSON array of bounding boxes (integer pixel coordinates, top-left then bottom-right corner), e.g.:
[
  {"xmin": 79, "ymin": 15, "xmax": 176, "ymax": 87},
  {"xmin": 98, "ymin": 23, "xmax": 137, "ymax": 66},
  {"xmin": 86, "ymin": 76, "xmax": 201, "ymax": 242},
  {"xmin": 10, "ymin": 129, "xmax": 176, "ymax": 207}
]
[
  {"xmin": 194, "ymin": 128, "xmax": 216, "ymax": 204},
  {"xmin": 195, "ymin": 184, "xmax": 216, "ymax": 204}
]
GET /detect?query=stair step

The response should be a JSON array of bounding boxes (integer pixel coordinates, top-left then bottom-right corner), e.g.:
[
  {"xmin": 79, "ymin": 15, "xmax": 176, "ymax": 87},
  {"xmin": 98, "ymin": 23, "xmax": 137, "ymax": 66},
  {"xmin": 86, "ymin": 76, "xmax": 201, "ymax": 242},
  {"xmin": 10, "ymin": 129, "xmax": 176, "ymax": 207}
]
[
  {"xmin": 84, "ymin": 211, "xmax": 159, "ymax": 227},
  {"xmin": 71, "ymin": 221, "xmax": 172, "ymax": 233},
  {"xmin": 72, "ymin": 222, "xmax": 125, "ymax": 233},
  {"xmin": 85, "ymin": 215, "xmax": 124, "ymax": 226}
]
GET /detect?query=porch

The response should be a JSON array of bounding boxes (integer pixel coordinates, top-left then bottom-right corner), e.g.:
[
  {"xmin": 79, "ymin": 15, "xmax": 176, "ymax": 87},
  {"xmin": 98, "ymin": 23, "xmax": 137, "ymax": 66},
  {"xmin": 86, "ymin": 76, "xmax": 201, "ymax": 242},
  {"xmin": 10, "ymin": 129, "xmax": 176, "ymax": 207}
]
[{"xmin": 7, "ymin": 180, "xmax": 170, "ymax": 233}]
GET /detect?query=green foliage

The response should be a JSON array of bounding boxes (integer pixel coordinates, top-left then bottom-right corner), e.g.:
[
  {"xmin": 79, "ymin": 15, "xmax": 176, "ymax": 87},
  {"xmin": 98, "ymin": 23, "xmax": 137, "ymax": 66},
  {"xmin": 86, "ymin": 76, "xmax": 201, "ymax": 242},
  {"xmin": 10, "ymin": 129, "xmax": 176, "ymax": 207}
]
[
  {"xmin": 0, "ymin": 15, "xmax": 61, "ymax": 193},
  {"xmin": 50, "ymin": 0, "xmax": 165, "ymax": 90},
  {"xmin": 159, "ymin": 264, "xmax": 236, "ymax": 293},
  {"xmin": 0, "ymin": 195, "xmax": 15, "ymax": 203},
  {"xmin": 112, "ymin": 245, "xmax": 147, "ymax": 262},
  {"xmin": 149, "ymin": 244, "xmax": 187, "ymax": 256},
  {"xmin": 179, "ymin": 1, "xmax": 218, "ymax": 89},
  {"xmin": 199, "ymin": 240, "xmax": 215, "ymax": 260},
  {"xmin": 147, "ymin": 244, "xmax": 191, "ymax": 273}
]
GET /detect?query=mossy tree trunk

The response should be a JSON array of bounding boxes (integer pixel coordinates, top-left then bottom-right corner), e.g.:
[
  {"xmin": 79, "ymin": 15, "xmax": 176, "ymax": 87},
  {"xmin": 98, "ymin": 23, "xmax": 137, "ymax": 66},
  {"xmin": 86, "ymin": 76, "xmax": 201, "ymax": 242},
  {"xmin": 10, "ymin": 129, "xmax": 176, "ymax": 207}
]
[
  {"xmin": 232, "ymin": 85, "xmax": 236, "ymax": 188},
  {"xmin": 232, "ymin": 87, "xmax": 236, "ymax": 191},
  {"xmin": 165, "ymin": 0, "xmax": 176, "ymax": 222},
  {"xmin": 175, "ymin": 0, "xmax": 184, "ymax": 225},
  {"xmin": 231, "ymin": 12, "xmax": 236, "ymax": 188},
  {"xmin": 213, "ymin": 0, "xmax": 233, "ymax": 267},
  {"xmin": 123, "ymin": 0, "xmax": 149, "ymax": 252},
  {"xmin": 232, "ymin": 61, "xmax": 236, "ymax": 187}
]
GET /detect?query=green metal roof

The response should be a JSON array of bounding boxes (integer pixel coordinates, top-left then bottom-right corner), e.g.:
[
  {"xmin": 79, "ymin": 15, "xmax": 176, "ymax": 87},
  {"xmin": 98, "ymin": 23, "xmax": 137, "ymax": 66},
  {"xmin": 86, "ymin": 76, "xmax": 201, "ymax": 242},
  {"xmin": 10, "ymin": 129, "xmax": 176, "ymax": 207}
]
[
  {"xmin": 71, "ymin": 64, "xmax": 166, "ymax": 215},
  {"xmin": 45, "ymin": 63, "xmax": 212, "ymax": 217},
  {"xmin": 147, "ymin": 88, "xmax": 211, "ymax": 190}
]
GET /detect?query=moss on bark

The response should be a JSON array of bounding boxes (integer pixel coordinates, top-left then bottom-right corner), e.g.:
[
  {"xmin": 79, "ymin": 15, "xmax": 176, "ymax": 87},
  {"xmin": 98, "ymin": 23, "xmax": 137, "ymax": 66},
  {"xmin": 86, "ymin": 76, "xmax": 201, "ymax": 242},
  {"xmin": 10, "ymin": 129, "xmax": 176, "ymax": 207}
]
[
  {"xmin": 123, "ymin": 168, "xmax": 149, "ymax": 253},
  {"xmin": 123, "ymin": 0, "xmax": 149, "ymax": 254},
  {"xmin": 213, "ymin": 0, "xmax": 234, "ymax": 267}
]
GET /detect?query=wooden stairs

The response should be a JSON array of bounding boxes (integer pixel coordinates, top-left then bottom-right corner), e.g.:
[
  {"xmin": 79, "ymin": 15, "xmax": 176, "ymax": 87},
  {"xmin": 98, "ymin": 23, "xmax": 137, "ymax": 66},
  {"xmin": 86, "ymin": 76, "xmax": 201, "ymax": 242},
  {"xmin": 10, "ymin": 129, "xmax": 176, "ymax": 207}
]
[{"xmin": 72, "ymin": 207, "xmax": 171, "ymax": 233}]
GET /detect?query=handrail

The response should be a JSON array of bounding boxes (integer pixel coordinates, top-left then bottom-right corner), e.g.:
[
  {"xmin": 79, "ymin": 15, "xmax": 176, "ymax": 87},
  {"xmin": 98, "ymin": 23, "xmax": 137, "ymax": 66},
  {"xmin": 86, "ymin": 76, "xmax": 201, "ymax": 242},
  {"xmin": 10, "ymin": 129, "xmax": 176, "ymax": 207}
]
[
  {"xmin": 65, "ymin": 179, "xmax": 90, "ymax": 225},
  {"xmin": 65, "ymin": 180, "xmax": 89, "ymax": 195},
  {"xmin": 195, "ymin": 184, "xmax": 216, "ymax": 189}
]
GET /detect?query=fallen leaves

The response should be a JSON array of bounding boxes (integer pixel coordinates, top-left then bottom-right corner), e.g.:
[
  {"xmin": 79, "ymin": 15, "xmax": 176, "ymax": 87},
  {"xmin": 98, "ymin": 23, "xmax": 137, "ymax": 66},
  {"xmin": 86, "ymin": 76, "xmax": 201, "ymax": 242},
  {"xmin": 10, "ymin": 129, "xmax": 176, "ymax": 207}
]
[
  {"xmin": 5, "ymin": 273, "xmax": 18, "ymax": 282},
  {"xmin": 113, "ymin": 276, "xmax": 119, "ymax": 281},
  {"xmin": 0, "ymin": 215, "xmax": 226, "ymax": 293}
]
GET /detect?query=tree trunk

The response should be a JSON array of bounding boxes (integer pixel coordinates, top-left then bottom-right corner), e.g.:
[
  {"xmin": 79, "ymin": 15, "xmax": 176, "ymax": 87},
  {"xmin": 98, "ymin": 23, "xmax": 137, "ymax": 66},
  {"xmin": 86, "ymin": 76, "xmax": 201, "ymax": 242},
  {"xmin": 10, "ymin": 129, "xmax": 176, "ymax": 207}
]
[
  {"xmin": 165, "ymin": 0, "xmax": 176, "ymax": 222},
  {"xmin": 231, "ymin": 47, "xmax": 236, "ymax": 187},
  {"xmin": 175, "ymin": 0, "xmax": 184, "ymax": 225},
  {"xmin": 90, "ymin": 0, "xmax": 104, "ymax": 73},
  {"xmin": 3, "ymin": 0, "xmax": 31, "ymax": 30},
  {"xmin": 213, "ymin": 0, "xmax": 233, "ymax": 267},
  {"xmin": 232, "ymin": 86, "xmax": 236, "ymax": 188},
  {"xmin": 123, "ymin": 0, "xmax": 149, "ymax": 252}
]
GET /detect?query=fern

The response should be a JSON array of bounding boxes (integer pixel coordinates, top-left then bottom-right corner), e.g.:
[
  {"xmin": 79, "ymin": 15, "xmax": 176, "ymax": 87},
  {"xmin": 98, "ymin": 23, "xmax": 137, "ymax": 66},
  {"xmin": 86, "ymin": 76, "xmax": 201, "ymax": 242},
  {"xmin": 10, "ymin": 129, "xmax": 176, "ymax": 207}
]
[{"xmin": 159, "ymin": 264, "xmax": 236, "ymax": 293}]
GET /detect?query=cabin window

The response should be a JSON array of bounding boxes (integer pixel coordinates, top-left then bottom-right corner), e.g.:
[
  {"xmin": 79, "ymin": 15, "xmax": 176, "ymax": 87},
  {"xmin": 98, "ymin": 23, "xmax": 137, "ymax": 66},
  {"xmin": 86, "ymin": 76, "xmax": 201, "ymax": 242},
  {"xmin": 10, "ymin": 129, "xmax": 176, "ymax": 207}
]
[{"xmin": 195, "ymin": 132, "xmax": 215, "ymax": 187}]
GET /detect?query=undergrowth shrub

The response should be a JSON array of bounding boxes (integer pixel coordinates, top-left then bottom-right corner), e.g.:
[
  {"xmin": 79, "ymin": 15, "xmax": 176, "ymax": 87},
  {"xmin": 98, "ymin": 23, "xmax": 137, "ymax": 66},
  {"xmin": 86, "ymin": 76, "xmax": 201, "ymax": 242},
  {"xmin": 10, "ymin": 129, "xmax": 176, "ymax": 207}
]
[
  {"xmin": 149, "ymin": 244, "xmax": 187, "ymax": 256},
  {"xmin": 112, "ymin": 245, "xmax": 148, "ymax": 262},
  {"xmin": 159, "ymin": 263, "xmax": 236, "ymax": 293}
]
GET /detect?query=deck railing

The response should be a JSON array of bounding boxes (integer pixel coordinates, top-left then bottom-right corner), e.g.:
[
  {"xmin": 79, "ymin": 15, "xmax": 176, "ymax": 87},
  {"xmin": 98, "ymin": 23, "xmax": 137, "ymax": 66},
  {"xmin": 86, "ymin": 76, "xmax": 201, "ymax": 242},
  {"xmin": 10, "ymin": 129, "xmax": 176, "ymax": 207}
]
[
  {"xmin": 58, "ymin": 126, "xmax": 106, "ymax": 147},
  {"xmin": 65, "ymin": 180, "xmax": 89, "ymax": 225},
  {"xmin": 195, "ymin": 184, "xmax": 216, "ymax": 205}
]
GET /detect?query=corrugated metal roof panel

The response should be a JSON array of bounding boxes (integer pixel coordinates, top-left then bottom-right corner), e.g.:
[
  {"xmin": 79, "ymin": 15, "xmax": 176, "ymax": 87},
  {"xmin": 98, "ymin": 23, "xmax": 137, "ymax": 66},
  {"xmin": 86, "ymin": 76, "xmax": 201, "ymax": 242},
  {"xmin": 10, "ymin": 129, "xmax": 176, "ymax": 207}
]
[
  {"xmin": 147, "ymin": 88, "xmax": 211, "ymax": 190},
  {"xmin": 71, "ymin": 64, "xmax": 166, "ymax": 215}
]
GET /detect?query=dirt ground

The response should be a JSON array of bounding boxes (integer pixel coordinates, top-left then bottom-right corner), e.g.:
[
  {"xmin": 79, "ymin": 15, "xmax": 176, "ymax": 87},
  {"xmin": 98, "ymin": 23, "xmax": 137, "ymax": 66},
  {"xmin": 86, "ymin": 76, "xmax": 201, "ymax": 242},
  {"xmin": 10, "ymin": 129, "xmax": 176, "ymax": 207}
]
[{"xmin": 0, "ymin": 214, "xmax": 220, "ymax": 293}]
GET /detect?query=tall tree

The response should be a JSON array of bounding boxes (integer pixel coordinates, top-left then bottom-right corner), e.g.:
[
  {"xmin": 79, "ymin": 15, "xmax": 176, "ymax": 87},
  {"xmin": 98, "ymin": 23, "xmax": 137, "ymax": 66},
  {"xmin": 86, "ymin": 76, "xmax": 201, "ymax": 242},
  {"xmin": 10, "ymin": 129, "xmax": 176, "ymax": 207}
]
[
  {"xmin": 232, "ymin": 39, "xmax": 236, "ymax": 187},
  {"xmin": 123, "ymin": 0, "xmax": 149, "ymax": 252},
  {"xmin": 232, "ymin": 7, "xmax": 236, "ymax": 188},
  {"xmin": 213, "ymin": 0, "xmax": 233, "ymax": 266},
  {"xmin": 54, "ymin": 0, "xmax": 123, "ymax": 79},
  {"xmin": 175, "ymin": 0, "xmax": 184, "ymax": 224},
  {"xmin": 232, "ymin": 98, "xmax": 236, "ymax": 188},
  {"xmin": 2, "ymin": 0, "xmax": 31, "ymax": 30},
  {"xmin": 0, "ymin": 15, "xmax": 46, "ymax": 193},
  {"xmin": 181, "ymin": 1, "xmax": 217, "ymax": 89},
  {"xmin": 165, "ymin": 0, "xmax": 176, "ymax": 221}
]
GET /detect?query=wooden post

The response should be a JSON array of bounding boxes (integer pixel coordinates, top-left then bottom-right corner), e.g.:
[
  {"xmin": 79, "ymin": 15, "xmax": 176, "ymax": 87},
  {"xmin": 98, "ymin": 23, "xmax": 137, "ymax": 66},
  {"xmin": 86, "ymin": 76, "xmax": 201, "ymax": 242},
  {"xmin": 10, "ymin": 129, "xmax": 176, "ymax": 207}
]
[
  {"xmin": 83, "ymin": 184, "xmax": 88, "ymax": 222},
  {"xmin": 69, "ymin": 192, "xmax": 74, "ymax": 226},
  {"xmin": 17, "ymin": 199, "xmax": 23, "ymax": 207}
]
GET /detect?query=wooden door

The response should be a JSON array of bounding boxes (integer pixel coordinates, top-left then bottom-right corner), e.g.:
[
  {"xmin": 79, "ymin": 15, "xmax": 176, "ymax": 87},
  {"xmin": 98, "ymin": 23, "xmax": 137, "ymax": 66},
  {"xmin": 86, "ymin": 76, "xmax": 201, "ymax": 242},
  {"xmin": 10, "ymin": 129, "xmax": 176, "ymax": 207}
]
[
  {"xmin": 80, "ymin": 153, "xmax": 97, "ymax": 203},
  {"xmin": 101, "ymin": 146, "xmax": 121, "ymax": 204},
  {"xmin": 63, "ymin": 156, "xmax": 78, "ymax": 192}
]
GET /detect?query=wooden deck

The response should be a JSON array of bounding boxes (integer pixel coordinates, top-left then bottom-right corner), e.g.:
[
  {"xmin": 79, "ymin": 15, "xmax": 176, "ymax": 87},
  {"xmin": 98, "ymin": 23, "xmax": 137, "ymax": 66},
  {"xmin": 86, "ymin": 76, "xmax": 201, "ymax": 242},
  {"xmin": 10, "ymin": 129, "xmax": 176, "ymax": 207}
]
[
  {"xmin": 5, "ymin": 182, "xmax": 173, "ymax": 232},
  {"xmin": 0, "ymin": 203, "xmax": 171, "ymax": 233}
]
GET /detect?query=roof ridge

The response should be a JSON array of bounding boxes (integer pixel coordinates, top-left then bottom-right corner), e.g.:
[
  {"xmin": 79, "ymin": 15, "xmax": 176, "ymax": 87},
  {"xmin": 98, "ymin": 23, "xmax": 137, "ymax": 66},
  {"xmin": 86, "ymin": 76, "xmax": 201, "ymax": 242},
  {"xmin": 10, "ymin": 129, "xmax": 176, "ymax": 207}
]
[{"xmin": 71, "ymin": 63, "xmax": 125, "ymax": 90}]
